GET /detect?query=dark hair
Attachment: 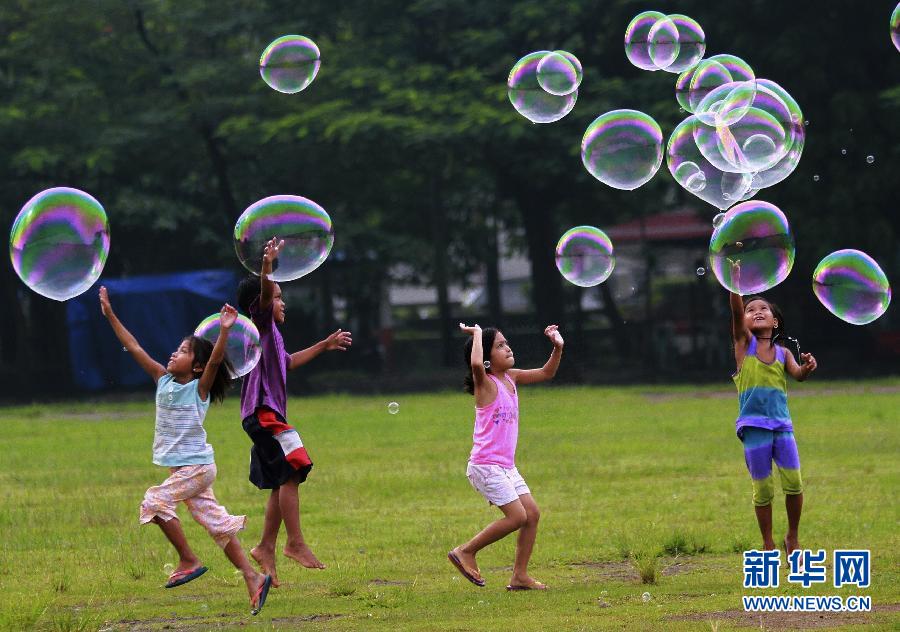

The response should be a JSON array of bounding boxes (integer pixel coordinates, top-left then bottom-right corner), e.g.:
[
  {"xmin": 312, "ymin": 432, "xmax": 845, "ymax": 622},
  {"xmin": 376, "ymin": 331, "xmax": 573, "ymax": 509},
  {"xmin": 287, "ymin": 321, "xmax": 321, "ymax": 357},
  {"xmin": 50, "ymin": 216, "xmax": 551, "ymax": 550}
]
[
  {"xmin": 184, "ymin": 335, "xmax": 234, "ymax": 403},
  {"xmin": 237, "ymin": 275, "xmax": 261, "ymax": 316},
  {"xmin": 742, "ymin": 295, "xmax": 801, "ymax": 360},
  {"xmin": 463, "ymin": 327, "xmax": 499, "ymax": 395}
]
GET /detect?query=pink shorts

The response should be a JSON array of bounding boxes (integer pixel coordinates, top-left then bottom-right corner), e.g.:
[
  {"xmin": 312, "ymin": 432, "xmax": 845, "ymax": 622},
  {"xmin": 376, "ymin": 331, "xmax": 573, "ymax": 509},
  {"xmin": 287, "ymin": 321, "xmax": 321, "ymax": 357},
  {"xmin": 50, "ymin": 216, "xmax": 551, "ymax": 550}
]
[{"xmin": 140, "ymin": 463, "xmax": 246, "ymax": 548}]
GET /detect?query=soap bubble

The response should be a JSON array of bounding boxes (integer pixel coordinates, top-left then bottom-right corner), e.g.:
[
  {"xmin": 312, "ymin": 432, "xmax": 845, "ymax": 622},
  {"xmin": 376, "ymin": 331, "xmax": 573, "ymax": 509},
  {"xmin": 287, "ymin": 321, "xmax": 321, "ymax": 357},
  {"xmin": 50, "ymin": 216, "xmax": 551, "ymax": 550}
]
[
  {"xmin": 387, "ymin": 401, "xmax": 400, "ymax": 415},
  {"xmin": 508, "ymin": 51, "xmax": 577, "ymax": 123},
  {"xmin": 812, "ymin": 249, "xmax": 891, "ymax": 325},
  {"xmin": 893, "ymin": 3, "xmax": 900, "ymax": 52},
  {"xmin": 9, "ymin": 187, "xmax": 110, "ymax": 301},
  {"xmin": 708, "ymin": 200, "xmax": 795, "ymax": 295},
  {"xmin": 234, "ymin": 195, "xmax": 334, "ymax": 282},
  {"xmin": 695, "ymin": 80, "xmax": 757, "ymax": 127},
  {"xmin": 662, "ymin": 15, "xmax": 706, "ymax": 73},
  {"xmin": 483, "ymin": 361, "xmax": 491, "ymax": 370},
  {"xmin": 667, "ymin": 115, "xmax": 751, "ymax": 209},
  {"xmin": 259, "ymin": 35, "xmax": 321, "ymax": 94},
  {"xmin": 675, "ymin": 66, "xmax": 698, "ymax": 112},
  {"xmin": 555, "ymin": 226, "xmax": 616, "ymax": 287},
  {"xmin": 866, "ymin": 155, "xmax": 875, "ymax": 164},
  {"xmin": 625, "ymin": 11, "xmax": 667, "ymax": 71},
  {"xmin": 647, "ymin": 16, "xmax": 680, "ymax": 70},
  {"xmin": 536, "ymin": 50, "xmax": 582, "ymax": 96},
  {"xmin": 642, "ymin": 592, "xmax": 651, "ymax": 603},
  {"xmin": 813, "ymin": 175, "xmax": 820, "ymax": 182},
  {"xmin": 713, "ymin": 213, "xmax": 726, "ymax": 227},
  {"xmin": 748, "ymin": 79, "xmax": 805, "ymax": 189},
  {"xmin": 696, "ymin": 267, "xmax": 706, "ymax": 276},
  {"xmin": 841, "ymin": 148, "xmax": 847, "ymax": 155},
  {"xmin": 582, "ymin": 109, "xmax": 663, "ymax": 190},
  {"xmin": 194, "ymin": 313, "xmax": 262, "ymax": 378}
]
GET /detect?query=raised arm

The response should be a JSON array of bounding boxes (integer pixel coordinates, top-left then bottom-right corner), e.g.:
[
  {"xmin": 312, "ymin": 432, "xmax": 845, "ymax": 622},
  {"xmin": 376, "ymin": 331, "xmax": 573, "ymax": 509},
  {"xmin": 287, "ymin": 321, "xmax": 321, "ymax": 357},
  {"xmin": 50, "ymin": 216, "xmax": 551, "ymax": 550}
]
[
  {"xmin": 509, "ymin": 324, "xmax": 564, "ymax": 385},
  {"xmin": 99, "ymin": 286, "xmax": 166, "ymax": 383},
  {"xmin": 460, "ymin": 323, "xmax": 487, "ymax": 390},
  {"xmin": 198, "ymin": 304, "xmax": 236, "ymax": 401},
  {"xmin": 785, "ymin": 349, "xmax": 817, "ymax": 382},
  {"xmin": 288, "ymin": 328, "xmax": 352, "ymax": 370},
  {"xmin": 728, "ymin": 259, "xmax": 750, "ymax": 369},
  {"xmin": 259, "ymin": 236, "xmax": 284, "ymax": 313}
]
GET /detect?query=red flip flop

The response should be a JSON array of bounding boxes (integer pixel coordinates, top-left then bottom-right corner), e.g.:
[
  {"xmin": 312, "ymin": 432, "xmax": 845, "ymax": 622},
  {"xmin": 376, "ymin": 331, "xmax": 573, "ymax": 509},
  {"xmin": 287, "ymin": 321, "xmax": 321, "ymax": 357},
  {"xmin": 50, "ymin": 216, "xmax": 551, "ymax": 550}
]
[
  {"xmin": 251, "ymin": 575, "xmax": 273, "ymax": 615},
  {"xmin": 165, "ymin": 566, "xmax": 208, "ymax": 588},
  {"xmin": 447, "ymin": 551, "xmax": 485, "ymax": 587}
]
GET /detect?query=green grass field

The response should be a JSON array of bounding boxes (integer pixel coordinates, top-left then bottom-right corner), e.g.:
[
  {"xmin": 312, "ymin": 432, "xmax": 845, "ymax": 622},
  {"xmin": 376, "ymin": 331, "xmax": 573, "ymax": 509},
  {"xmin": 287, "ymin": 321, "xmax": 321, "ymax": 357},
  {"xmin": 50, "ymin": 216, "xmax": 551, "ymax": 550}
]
[{"xmin": 1, "ymin": 380, "xmax": 898, "ymax": 631}]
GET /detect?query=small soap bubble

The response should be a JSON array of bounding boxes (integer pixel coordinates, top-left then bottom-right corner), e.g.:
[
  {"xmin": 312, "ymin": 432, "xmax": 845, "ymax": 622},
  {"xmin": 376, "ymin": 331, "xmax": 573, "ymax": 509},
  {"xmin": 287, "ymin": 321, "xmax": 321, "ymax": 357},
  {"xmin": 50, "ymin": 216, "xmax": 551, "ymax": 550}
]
[
  {"xmin": 122, "ymin": 346, "xmax": 128, "ymax": 352},
  {"xmin": 696, "ymin": 267, "xmax": 706, "ymax": 276},
  {"xmin": 642, "ymin": 592, "xmax": 651, "ymax": 602},
  {"xmin": 813, "ymin": 174, "xmax": 820, "ymax": 182},
  {"xmin": 713, "ymin": 213, "xmax": 726, "ymax": 228},
  {"xmin": 803, "ymin": 119, "xmax": 810, "ymax": 126},
  {"xmin": 234, "ymin": 195, "xmax": 334, "ymax": 282},
  {"xmin": 483, "ymin": 360, "xmax": 491, "ymax": 369},
  {"xmin": 387, "ymin": 401, "xmax": 400, "ymax": 415},
  {"xmin": 508, "ymin": 51, "xmax": 577, "ymax": 123},
  {"xmin": 555, "ymin": 226, "xmax": 616, "ymax": 287},
  {"xmin": 259, "ymin": 35, "xmax": 321, "ymax": 93},
  {"xmin": 841, "ymin": 148, "xmax": 847, "ymax": 155},
  {"xmin": 194, "ymin": 313, "xmax": 261, "ymax": 378},
  {"xmin": 866, "ymin": 155, "xmax": 875, "ymax": 164}
]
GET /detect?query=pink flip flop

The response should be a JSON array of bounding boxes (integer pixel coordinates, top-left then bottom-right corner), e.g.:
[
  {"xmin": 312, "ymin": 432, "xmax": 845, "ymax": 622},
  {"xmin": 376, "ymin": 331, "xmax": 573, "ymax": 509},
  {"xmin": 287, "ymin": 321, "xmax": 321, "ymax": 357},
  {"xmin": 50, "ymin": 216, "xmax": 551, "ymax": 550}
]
[
  {"xmin": 447, "ymin": 551, "xmax": 485, "ymax": 587},
  {"xmin": 165, "ymin": 566, "xmax": 208, "ymax": 588}
]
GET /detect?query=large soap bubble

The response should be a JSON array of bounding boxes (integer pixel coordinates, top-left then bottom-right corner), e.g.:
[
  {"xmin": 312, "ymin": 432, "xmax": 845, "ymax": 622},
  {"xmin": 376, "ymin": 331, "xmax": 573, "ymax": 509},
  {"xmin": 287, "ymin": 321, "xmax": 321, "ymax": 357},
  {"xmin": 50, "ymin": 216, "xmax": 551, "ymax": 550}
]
[
  {"xmin": 662, "ymin": 15, "xmax": 706, "ymax": 73},
  {"xmin": 708, "ymin": 200, "xmax": 794, "ymax": 295},
  {"xmin": 626, "ymin": 12, "xmax": 705, "ymax": 73},
  {"xmin": 892, "ymin": 3, "xmax": 900, "ymax": 52},
  {"xmin": 508, "ymin": 51, "xmax": 577, "ymax": 123},
  {"xmin": 582, "ymin": 109, "xmax": 663, "ymax": 190},
  {"xmin": 234, "ymin": 195, "xmax": 334, "ymax": 282},
  {"xmin": 536, "ymin": 50, "xmax": 582, "ymax": 96},
  {"xmin": 9, "ymin": 187, "xmax": 110, "ymax": 301},
  {"xmin": 812, "ymin": 249, "xmax": 891, "ymax": 325},
  {"xmin": 667, "ymin": 115, "xmax": 753, "ymax": 209},
  {"xmin": 625, "ymin": 11, "xmax": 667, "ymax": 71},
  {"xmin": 260, "ymin": 35, "xmax": 321, "ymax": 94},
  {"xmin": 748, "ymin": 79, "xmax": 805, "ymax": 189},
  {"xmin": 194, "ymin": 313, "xmax": 262, "ymax": 378},
  {"xmin": 555, "ymin": 226, "xmax": 615, "ymax": 287}
]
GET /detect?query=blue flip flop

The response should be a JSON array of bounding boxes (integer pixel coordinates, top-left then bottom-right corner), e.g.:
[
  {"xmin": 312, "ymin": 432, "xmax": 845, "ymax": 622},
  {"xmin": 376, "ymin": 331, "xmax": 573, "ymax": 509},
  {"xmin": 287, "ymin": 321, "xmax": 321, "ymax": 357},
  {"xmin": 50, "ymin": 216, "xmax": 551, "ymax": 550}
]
[
  {"xmin": 165, "ymin": 566, "xmax": 208, "ymax": 588},
  {"xmin": 251, "ymin": 575, "xmax": 273, "ymax": 615}
]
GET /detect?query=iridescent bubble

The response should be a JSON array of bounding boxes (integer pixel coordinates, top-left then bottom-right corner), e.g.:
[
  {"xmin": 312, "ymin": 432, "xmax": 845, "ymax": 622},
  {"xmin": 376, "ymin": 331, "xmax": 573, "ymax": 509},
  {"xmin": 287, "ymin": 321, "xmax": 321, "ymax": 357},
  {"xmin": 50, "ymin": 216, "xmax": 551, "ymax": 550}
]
[
  {"xmin": 841, "ymin": 148, "xmax": 847, "ymax": 155},
  {"xmin": 813, "ymin": 175, "xmax": 820, "ymax": 181},
  {"xmin": 663, "ymin": 15, "xmax": 706, "ymax": 73},
  {"xmin": 536, "ymin": 50, "xmax": 582, "ymax": 96},
  {"xmin": 581, "ymin": 109, "xmax": 663, "ymax": 190},
  {"xmin": 194, "ymin": 313, "xmax": 261, "ymax": 378},
  {"xmin": 234, "ymin": 195, "xmax": 334, "ymax": 282},
  {"xmin": 259, "ymin": 35, "xmax": 321, "ymax": 94},
  {"xmin": 687, "ymin": 59, "xmax": 732, "ymax": 113},
  {"xmin": 625, "ymin": 11, "xmax": 666, "ymax": 71},
  {"xmin": 667, "ymin": 115, "xmax": 751, "ymax": 210},
  {"xmin": 555, "ymin": 226, "xmax": 616, "ymax": 288},
  {"xmin": 708, "ymin": 54, "xmax": 755, "ymax": 82},
  {"xmin": 866, "ymin": 155, "xmax": 875, "ymax": 164},
  {"xmin": 387, "ymin": 401, "xmax": 400, "ymax": 415},
  {"xmin": 708, "ymin": 200, "xmax": 795, "ymax": 295},
  {"xmin": 713, "ymin": 212, "xmax": 725, "ymax": 227},
  {"xmin": 812, "ymin": 249, "xmax": 891, "ymax": 325},
  {"xmin": 9, "ymin": 187, "xmax": 110, "ymax": 301},
  {"xmin": 508, "ymin": 51, "xmax": 577, "ymax": 123},
  {"xmin": 675, "ymin": 66, "xmax": 697, "ymax": 112},
  {"xmin": 695, "ymin": 81, "xmax": 757, "ymax": 127},
  {"xmin": 749, "ymin": 79, "xmax": 805, "ymax": 189},
  {"xmin": 696, "ymin": 267, "xmax": 706, "ymax": 276},
  {"xmin": 892, "ymin": 3, "xmax": 900, "ymax": 52},
  {"xmin": 647, "ymin": 16, "xmax": 680, "ymax": 70}
]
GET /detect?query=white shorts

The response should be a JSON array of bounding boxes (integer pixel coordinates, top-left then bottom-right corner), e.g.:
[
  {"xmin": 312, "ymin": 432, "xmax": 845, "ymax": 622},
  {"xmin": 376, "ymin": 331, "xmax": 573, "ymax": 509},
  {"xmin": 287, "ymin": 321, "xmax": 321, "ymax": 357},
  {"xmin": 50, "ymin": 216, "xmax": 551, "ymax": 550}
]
[{"xmin": 466, "ymin": 463, "xmax": 531, "ymax": 507}]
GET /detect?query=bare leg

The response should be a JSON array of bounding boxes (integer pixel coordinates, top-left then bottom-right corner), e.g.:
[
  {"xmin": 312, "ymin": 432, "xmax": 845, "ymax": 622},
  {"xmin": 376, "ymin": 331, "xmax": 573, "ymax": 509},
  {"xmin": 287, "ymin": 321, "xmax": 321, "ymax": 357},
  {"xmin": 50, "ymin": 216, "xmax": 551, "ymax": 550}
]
[
  {"xmin": 753, "ymin": 504, "xmax": 777, "ymax": 551},
  {"xmin": 452, "ymin": 500, "xmax": 527, "ymax": 581},
  {"xmin": 153, "ymin": 516, "xmax": 201, "ymax": 573},
  {"xmin": 784, "ymin": 493, "xmax": 803, "ymax": 554},
  {"xmin": 280, "ymin": 477, "xmax": 325, "ymax": 569},
  {"xmin": 251, "ymin": 489, "xmax": 282, "ymax": 587},
  {"xmin": 510, "ymin": 494, "xmax": 544, "ymax": 588},
  {"xmin": 223, "ymin": 536, "xmax": 269, "ymax": 607}
]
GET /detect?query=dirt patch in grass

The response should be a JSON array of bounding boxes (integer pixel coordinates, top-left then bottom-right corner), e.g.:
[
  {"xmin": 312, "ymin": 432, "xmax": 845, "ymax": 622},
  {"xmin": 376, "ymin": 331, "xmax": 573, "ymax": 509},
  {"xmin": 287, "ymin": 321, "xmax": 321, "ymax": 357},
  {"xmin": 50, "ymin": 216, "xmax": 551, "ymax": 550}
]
[
  {"xmin": 369, "ymin": 578, "xmax": 409, "ymax": 585},
  {"xmin": 108, "ymin": 612, "xmax": 343, "ymax": 630},
  {"xmin": 570, "ymin": 557, "xmax": 697, "ymax": 581},
  {"xmin": 669, "ymin": 603, "xmax": 900, "ymax": 630}
]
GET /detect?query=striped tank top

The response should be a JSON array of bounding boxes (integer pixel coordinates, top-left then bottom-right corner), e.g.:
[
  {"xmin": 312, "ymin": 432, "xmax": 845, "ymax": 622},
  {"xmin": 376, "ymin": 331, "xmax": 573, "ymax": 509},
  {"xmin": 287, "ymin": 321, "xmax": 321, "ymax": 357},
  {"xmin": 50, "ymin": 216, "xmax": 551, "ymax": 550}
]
[
  {"xmin": 469, "ymin": 373, "xmax": 519, "ymax": 468},
  {"xmin": 152, "ymin": 373, "xmax": 214, "ymax": 467},
  {"xmin": 732, "ymin": 335, "xmax": 793, "ymax": 437}
]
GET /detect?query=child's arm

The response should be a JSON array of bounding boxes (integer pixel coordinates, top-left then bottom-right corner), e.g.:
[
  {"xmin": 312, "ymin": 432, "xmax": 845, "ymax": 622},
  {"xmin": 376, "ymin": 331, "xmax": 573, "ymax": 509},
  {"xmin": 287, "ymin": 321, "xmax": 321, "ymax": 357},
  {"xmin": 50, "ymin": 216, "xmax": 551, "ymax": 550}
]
[
  {"xmin": 197, "ymin": 304, "xmax": 237, "ymax": 401},
  {"xmin": 288, "ymin": 329, "xmax": 353, "ymax": 370},
  {"xmin": 784, "ymin": 349, "xmax": 817, "ymax": 382},
  {"xmin": 99, "ymin": 286, "xmax": 167, "ymax": 383},
  {"xmin": 729, "ymin": 260, "xmax": 750, "ymax": 367},
  {"xmin": 509, "ymin": 325, "xmax": 564, "ymax": 385},
  {"xmin": 259, "ymin": 236, "xmax": 284, "ymax": 313}
]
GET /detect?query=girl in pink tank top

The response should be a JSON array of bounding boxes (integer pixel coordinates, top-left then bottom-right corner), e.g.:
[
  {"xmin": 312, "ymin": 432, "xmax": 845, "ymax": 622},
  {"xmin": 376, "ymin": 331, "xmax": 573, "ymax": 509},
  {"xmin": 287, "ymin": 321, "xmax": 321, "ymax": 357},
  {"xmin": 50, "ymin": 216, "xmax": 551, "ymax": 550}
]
[{"xmin": 448, "ymin": 323, "xmax": 564, "ymax": 591}]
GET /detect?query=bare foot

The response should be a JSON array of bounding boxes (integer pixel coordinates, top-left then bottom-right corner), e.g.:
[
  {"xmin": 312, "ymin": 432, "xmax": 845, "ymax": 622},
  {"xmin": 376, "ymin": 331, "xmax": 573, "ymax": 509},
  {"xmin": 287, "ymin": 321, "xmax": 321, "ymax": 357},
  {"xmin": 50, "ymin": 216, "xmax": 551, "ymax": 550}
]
[
  {"xmin": 284, "ymin": 543, "xmax": 326, "ymax": 569},
  {"xmin": 251, "ymin": 546, "xmax": 281, "ymax": 587},
  {"xmin": 451, "ymin": 546, "xmax": 482, "ymax": 581},
  {"xmin": 784, "ymin": 534, "xmax": 800, "ymax": 555},
  {"xmin": 174, "ymin": 559, "xmax": 202, "ymax": 574}
]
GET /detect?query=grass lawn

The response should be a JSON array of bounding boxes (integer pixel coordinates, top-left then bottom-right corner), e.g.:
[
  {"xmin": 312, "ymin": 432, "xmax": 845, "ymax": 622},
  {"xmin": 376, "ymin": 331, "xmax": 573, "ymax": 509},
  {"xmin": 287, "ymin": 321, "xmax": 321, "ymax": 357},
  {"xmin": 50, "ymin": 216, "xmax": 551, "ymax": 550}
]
[{"xmin": 0, "ymin": 380, "xmax": 897, "ymax": 631}]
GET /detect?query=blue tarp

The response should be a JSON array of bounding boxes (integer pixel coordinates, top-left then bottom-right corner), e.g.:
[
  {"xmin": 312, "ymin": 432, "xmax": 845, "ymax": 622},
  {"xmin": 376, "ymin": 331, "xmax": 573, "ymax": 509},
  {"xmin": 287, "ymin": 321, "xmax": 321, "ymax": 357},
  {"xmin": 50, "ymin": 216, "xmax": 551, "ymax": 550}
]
[{"xmin": 67, "ymin": 269, "xmax": 241, "ymax": 390}]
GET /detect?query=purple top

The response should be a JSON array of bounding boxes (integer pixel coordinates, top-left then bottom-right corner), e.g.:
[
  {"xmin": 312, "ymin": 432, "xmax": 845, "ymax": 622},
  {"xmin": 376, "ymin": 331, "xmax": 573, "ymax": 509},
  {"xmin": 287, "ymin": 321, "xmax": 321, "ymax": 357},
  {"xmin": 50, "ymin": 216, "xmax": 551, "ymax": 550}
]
[{"xmin": 240, "ymin": 296, "xmax": 291, "ymax": 420}]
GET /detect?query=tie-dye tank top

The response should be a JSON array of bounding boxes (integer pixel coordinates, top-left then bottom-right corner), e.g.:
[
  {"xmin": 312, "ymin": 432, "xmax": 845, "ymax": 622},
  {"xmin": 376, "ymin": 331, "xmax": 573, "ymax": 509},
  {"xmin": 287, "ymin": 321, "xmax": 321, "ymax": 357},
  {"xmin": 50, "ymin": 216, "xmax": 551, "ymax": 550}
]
[
  {"xmin": 732, "ymin": 335, "xmax": 793, "ymax": 437},
  {"xmin": 469, "ymin": 373, "xmax": 519, "ymax": 468}
]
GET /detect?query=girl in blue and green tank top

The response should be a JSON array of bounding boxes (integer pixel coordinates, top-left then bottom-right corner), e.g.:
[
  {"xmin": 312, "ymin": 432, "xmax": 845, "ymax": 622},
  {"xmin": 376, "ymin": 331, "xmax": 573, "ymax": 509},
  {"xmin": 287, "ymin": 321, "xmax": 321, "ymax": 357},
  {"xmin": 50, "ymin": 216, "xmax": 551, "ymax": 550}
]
[{"xmin": 730, "ymin": 291, "xmax": 817, "ymax": 557}]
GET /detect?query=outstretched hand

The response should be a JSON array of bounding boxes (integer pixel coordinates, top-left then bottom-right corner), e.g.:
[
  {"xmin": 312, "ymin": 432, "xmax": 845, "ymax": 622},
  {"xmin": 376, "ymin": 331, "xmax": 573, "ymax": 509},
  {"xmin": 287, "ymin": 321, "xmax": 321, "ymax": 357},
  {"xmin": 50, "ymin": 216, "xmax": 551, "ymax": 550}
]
[
  {"xmin": 220, "ymin": 304, "xmax": 238, "ymax": 330},
  {"xmin": 544, "ymin": 324, "xmax": 564, "ymax": 348},
  {"xmin": 459, "ymin": 322, "xmax": 482, "ymax": 336},
  {"xmin": 800, "ymin": 352, "xmax": 817, "ymax": 376},
  {"xmin": 262, "ymin": 236, "xmax": 284, "ymax": 266},
  {"xmin": 324, "ymin": 328, "xmax": 352, "ymax": 351},
  {"xmin": 99, "ymin": 286, "xmax": 113, "ymax": 318}
]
